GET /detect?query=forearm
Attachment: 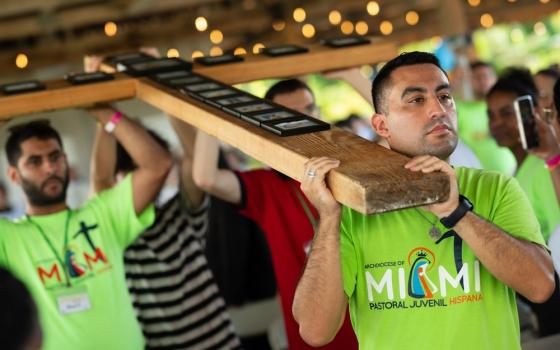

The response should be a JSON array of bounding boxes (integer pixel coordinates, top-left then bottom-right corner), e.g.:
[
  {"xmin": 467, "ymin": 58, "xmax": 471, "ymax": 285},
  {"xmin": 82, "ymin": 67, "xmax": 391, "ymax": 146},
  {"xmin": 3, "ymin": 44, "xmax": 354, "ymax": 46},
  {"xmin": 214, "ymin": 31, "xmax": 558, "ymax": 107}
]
[
  {"xmin": 455, "ymin": 211, "xmax": 555, "ymax": 302},
  {"xmin": 193, "ymin": 130, "xmax": 220, "ymax": 187},
  {"xmin": 110, "ymin": 116, "xmax": 172, "ymax": 174},
  {"xmin": 169, "ymin": 116, "xmax": 204, "ymax": 207},
  {"xmin": 92, "ymin": 109, "xmax": 172, "ymax": 213},
  {"xmin": 169, "ymin": 115, "xmax": 196, "ymax": 160},
  {"xmin": 90, "ymin": 124, "xmax": 116, "ymax": 194},
  {"xmin": 192, "ymin": 130, "xmax": 241, "ymax": 204},
  {"xmin": 293, "ymin": 212, "xmax": 347, "ymax": 346},
  {"xmin": 341, "ymin": 68, "xmax": 373, "ymax": 105}
]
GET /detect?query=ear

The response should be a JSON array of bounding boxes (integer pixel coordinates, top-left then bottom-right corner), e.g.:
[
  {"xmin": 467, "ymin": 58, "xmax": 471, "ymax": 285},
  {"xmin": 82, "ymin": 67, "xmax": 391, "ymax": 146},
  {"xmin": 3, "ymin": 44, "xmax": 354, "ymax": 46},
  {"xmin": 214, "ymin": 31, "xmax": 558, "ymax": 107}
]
[
  {"xmin": 7, "ymin": 166, "xmax": 20, "ymax": 186},
  {"xmin": 371, "ymin": 113, "xmax": 390, "ymax": 139}
]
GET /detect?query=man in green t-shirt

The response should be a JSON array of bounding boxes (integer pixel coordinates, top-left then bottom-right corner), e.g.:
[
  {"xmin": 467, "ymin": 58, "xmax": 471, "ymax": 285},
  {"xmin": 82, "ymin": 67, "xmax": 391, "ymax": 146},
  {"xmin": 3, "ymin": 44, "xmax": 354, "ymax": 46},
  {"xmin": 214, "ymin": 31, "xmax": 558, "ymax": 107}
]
[
  {"xmin": 0, "ymin": 114, "xmax": 172, "ymax": 350},
  {"xmin": 292, "ymin": 52, "xmax": 555, "ymax": 350}
]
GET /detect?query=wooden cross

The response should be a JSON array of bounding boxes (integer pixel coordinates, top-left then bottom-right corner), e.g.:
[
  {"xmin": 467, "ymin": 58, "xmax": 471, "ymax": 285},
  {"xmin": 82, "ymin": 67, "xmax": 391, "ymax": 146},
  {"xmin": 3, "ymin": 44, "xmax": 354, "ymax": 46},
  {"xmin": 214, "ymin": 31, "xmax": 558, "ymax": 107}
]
[{"xmin": 0, "ymin": 40, "xmax": 449, "ymax": 214}]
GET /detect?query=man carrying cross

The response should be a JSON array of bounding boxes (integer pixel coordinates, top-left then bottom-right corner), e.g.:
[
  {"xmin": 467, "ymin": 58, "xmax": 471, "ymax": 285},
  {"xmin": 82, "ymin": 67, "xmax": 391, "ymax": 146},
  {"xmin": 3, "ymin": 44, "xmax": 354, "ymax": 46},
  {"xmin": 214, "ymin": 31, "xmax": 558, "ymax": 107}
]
[{"xmin": 293, "ymin": 52, "xmax": 555, "ymax": 350}]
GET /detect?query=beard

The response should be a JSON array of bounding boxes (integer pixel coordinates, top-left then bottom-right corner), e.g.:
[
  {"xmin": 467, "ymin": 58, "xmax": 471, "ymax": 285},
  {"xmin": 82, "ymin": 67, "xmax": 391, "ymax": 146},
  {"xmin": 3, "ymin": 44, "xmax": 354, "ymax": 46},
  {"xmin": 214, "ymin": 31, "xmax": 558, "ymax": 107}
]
[
  {"xmin": 20, "ymin": 170, "xmax": 69, "ymax": 207},
  {"xmin": 420, "ymin": 120, "xmax": 458, "ymax": 160}
]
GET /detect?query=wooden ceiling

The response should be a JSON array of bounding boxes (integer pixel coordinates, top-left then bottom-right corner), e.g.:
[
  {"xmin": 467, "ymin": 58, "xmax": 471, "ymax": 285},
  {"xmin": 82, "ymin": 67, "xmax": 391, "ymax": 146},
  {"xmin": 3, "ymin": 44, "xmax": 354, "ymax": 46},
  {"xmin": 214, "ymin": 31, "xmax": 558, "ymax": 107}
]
[{"xmin": 0, "ymin": 0, "xmax": 558, "ymax": 76}]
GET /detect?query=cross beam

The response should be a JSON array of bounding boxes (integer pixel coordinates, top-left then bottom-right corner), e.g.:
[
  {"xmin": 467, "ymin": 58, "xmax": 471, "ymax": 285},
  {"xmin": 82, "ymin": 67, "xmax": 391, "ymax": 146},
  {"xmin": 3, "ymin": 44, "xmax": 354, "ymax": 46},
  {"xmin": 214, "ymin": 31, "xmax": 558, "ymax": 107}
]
[{"xmin": 0, "ymin": 41, "xmax": 449, "ymax": 214}]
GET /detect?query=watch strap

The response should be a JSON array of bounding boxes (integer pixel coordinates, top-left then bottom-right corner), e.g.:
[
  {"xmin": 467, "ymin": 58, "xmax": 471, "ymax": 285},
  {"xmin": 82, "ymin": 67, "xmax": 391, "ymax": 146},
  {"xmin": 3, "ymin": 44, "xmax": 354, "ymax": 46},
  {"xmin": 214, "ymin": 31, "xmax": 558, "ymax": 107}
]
[{"xmin": 440, "ymin": 195, "xmax": 473, "ymax": 228}]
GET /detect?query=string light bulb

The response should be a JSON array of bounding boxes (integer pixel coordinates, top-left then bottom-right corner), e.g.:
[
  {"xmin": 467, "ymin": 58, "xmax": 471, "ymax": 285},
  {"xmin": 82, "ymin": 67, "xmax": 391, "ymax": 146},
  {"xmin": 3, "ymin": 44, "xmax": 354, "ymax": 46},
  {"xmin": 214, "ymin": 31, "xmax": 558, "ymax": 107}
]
[
  {"xmin": 293, "ymin": 8, "xmax": 306, "ymax": 22},
  {"xmin": 480, "ymin": 13, "xmax": 494, "ymax": 28},
  {"xmin": 166, "ymin": 48, "xmax": 179, "ymax": 58},
  {"xmin": 210, "ymin": 30, "xmax": 223, "ymax": 44},
  {"xmin": 191, "ymin": 51, "xmax": 204, "ymax": 59},
  {"xmin": 341, "ymin": 21, "xmax": 354, "ymax": 35},
  {"xmin": 234, "ymin": 47, "xmax": 247, "ymax": 56},
  {"xmin": 367, "ymin": 1, "xmax": 380, "ymax": 16},
  {"xmin": 15, "ymin": 53, "xmax": 28, "ymax": 69},
  {"xmin": 405, "ymin": 11, "xmax": 420, "ymax": 26},
  {"xmin": 355, "ymin": 21, "xmax": 369, "ymax": 35},
  {"xmin": 210, "ymin": 47, "xmax": 223, "ymax": 56},
  {"xmin": 104, "ymin": 21, "xmax": 117, "ymax": 36},
  {"xmin": 195, "ymin": 17, "xmax": 208, "ymax": 32},
  {"xmin": 329, "ymin": 10, "xmax": 342, "ymax": 25},
  {"xmin": 253, "ymin": 43, "xmax": 265, "ymax": 54},
  {"xmin": 380, "ymin": 21, "xmax": 393, "ymax": 35},
  {"xmin": 302, "ymin": 24, "xmax": 316, "ymax": 38},
  {"xmin": 272, "ymin": 20, "xmax": 286, "ymax": 31}
]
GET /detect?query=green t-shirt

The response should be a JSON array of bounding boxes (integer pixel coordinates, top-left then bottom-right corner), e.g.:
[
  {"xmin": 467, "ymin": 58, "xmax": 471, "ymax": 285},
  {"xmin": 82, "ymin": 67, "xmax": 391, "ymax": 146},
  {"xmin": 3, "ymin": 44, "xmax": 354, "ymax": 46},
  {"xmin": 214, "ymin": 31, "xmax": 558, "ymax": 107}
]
[
  {"xmin": 0, "ymin": 175, "xmax": 155, "ymax": 350},
  {"xmin": 341, "ymin": 168, "xmax": 543, "ymax": 350},
  {"xmin": 515, "ymin": 155, "xmax": 560, "ymax": 241},
  {"xmin": 456, "ymin": 100, "xmax": 517, "ymax": 175}
]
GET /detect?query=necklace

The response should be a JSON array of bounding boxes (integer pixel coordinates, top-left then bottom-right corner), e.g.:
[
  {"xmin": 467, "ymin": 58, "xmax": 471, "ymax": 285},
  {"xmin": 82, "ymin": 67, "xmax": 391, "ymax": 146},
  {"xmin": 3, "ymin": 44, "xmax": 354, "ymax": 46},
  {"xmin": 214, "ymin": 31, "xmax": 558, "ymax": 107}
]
[
  {"xmin": 27, "ymin": 210, "xmax": 73, "ymax": 287},
  {"xmin": 414, "ymin": 208, "xmax": 442, "ymax": 240}
]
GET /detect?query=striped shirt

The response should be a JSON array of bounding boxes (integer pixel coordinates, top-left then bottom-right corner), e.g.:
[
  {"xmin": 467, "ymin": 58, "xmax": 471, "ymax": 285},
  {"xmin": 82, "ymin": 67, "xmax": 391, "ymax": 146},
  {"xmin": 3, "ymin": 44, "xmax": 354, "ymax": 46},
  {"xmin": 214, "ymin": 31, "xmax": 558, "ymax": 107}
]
[{"xmin": 124, "ymin": 193, "xmax": 242, "ymax": 350}]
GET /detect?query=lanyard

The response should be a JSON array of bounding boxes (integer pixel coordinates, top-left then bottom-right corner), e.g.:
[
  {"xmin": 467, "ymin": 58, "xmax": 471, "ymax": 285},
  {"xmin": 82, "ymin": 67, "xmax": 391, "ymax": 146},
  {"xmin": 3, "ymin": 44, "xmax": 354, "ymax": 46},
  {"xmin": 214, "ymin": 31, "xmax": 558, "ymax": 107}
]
[
  {"xmin": 27, "ymin": 210, "xmax": 72, "ymax": 287},
  {"xmin": 291, "ymin": 182, "xmax": 318, "ymax": 231}
]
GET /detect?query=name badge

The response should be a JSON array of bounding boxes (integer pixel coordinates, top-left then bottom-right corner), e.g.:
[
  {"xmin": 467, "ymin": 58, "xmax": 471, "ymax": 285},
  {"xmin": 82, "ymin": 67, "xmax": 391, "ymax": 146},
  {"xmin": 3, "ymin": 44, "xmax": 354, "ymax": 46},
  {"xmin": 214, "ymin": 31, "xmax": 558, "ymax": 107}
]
[{"xmin": 56, "ymin": 286, "xmax": 91, "ymax": 315}]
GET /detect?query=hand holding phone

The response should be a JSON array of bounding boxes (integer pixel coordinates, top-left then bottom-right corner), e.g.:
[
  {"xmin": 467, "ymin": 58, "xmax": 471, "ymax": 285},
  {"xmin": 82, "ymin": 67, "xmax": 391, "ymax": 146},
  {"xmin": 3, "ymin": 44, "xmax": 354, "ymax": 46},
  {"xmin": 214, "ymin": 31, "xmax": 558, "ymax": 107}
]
[{"xmin": 514, "ymin": 95, "xmax": 539, "ymax": 150}]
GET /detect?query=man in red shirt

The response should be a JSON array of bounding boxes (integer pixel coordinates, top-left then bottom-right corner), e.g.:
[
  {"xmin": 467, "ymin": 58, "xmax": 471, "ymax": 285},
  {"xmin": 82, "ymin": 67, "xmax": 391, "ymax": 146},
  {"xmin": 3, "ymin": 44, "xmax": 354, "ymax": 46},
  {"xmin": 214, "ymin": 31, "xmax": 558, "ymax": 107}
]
[{"xmin": 193, "ymin": 73, "xmax": 369, "ymax": 349}]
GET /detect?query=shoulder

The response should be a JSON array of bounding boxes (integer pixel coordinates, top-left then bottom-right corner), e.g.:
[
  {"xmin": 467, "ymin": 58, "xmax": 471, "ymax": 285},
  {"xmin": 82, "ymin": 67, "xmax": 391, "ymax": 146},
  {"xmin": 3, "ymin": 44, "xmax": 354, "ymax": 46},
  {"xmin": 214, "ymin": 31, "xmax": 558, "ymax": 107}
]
[
  {"xmin": 456, "ymin": 167, "xmax": 526, "ymax": 216},
  {"xmin": 457, "ymin": 167, "xmax": 513, "ymax": 191}
]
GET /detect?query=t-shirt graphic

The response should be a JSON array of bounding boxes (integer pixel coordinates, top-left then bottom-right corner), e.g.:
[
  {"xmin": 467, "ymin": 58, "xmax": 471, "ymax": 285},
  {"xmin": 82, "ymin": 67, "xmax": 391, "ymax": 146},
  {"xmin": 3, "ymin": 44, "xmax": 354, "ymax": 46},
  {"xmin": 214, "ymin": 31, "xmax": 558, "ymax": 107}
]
[
  {"xmin": 35, "ymin": 220, "xmax": 112, "ymax": 289},
  {"xmin": 341, "ymin": 168, "xmax": 544, "ymax": 350}
]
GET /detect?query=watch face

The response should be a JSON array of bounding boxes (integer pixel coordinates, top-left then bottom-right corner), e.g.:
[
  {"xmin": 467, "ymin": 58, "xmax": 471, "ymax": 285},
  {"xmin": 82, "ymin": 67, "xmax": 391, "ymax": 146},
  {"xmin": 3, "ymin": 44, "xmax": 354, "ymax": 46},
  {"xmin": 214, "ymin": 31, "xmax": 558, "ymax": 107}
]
[
  {"xmin": 460, "ymin": 195, "xmax": 473, "ymax": 210},
  {"xmin": 440, "ymin": 195, "xmax": 473, "ymax": 228}
]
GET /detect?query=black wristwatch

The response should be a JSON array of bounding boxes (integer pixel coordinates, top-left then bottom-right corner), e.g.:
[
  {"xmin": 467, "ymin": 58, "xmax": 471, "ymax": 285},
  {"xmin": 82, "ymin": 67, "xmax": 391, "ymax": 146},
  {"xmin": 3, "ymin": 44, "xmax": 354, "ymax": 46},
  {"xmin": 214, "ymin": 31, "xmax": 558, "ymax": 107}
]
[{"xmin": 440, "ymin": 195, "xmax": 474, "ymax": 228}]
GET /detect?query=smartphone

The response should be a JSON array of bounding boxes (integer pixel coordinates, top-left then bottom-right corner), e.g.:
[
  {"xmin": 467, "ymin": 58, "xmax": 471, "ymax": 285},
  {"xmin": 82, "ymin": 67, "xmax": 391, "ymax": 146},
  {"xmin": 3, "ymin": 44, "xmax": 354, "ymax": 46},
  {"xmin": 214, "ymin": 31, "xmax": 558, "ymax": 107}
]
[{"xmin": 514, "ymin": 95, "xmax": 539, "ymax": 150}]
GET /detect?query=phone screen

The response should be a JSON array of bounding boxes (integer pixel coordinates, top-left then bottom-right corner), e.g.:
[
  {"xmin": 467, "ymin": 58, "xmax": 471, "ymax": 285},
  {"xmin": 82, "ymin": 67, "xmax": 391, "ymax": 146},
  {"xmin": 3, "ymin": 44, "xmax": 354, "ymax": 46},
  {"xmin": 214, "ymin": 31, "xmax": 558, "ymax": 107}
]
[{"xmin": 514, "ymin": 95, "xmax": 539, "ymax": 150}]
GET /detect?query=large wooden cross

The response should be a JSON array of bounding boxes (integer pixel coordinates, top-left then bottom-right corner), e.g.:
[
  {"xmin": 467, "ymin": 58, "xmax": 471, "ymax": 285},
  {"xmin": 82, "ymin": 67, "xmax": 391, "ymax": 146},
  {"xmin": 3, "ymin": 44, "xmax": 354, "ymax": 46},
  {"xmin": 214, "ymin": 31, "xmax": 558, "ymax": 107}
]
[{"xmin": 0, "ymin": 40, "xmax": 449, "ymax": 214}]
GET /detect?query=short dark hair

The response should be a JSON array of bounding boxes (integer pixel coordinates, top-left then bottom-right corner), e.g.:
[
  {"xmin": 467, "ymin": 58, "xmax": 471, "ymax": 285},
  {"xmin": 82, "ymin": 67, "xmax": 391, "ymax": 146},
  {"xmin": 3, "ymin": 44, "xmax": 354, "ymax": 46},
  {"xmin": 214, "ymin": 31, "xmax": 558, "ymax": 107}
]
[
  {"xmin": 5, "ymin": 120, "xmax": 63, "ymax": 166},
  {"xmin": 554, "ymin": 78, "xmax": 560, "ymax": 112},
  {"xmin": 264, "ymin": 79, "xmax": 314, "ymax": 101},
  {"xmin": 116, "ymin": 129, "xmax": 170, "ymax": 174},
  {"xmin": 372, "ymin": 51, "xmax": 447, "ymax": 114},
  {"xmin": 0, "ymin": 267, "xmax": 40, "ymax": 350},
  {"xmin": 536, "ymin": 68, "xmax": 560, "ymax": 80},
  {"xmin": 470, "ymin": 60, "xmax": 494, "ymax": 71},
  {"xmin": 487, "ymin": 67, "xmax": 539, "ymax": 106}
]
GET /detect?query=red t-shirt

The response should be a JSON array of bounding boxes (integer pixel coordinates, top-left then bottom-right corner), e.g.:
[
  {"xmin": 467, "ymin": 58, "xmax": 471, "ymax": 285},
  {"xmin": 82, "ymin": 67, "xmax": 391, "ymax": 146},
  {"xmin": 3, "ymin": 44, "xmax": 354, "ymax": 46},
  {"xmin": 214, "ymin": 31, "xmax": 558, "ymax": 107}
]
[{"xmin": 236, "ymin": 169, "xmax": 358, "ymax": 350}]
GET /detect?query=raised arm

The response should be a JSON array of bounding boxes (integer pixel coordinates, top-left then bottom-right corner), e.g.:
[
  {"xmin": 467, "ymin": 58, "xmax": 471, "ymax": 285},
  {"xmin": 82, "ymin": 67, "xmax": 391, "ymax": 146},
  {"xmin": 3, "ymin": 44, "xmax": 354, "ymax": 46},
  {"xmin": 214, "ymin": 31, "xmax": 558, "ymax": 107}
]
[
  {"xmin": 85, "ymin": 55, "xmax": 116, "ymax": 194},
  {"xmin": 89, "ymin": 123, "xmax": 116, "ymax": 194},
  {"xmin": 89, "ymin": 107, "xmax": 172, "ymax": 215},
  {"xmin": 192, "ymin": 130, "xmax": 241, "ymax": 205},
  {"xmin": 406, "ymin": 155, "xmax": 555, "ymax": 303},
  {"xmin": 293, "ymin": 157, "xmax": 348, "ymax": 347},
  {"xmin": 168, "ymin": 116, "xmax": 204, "ymax": 208}
]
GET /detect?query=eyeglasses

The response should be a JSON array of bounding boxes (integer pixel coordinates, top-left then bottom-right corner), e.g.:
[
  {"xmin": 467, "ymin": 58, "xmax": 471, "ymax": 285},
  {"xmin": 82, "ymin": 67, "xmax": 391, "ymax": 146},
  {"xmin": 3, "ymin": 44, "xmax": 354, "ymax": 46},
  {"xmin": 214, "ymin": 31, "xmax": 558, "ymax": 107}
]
[{"xmin": 7, "ymin": 119, "xmax": 51, "ymax": 134}]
